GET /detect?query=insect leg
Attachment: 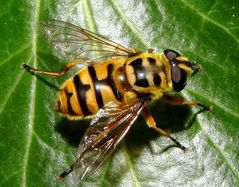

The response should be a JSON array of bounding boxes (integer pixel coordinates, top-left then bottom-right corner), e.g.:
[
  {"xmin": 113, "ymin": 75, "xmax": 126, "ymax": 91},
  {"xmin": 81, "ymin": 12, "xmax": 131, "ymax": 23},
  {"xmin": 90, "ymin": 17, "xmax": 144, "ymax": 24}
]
[
  {"xmin": 147, "ymin": 48, "xmax": 155, "ymax": 53},
  {"xmin": 58, "ymin": 164, "xmax": 74, "ymax": 180},
  {"xmin": 21, "ymin": 58, "xmax": 88, "ymax": 77},
  {"xmin": 142, "ymin": 108, "xmax": 187, "ymax": 152},
  {"xmin": 161, "ymin": 94, "xmax": 213, "ymax": 111}
]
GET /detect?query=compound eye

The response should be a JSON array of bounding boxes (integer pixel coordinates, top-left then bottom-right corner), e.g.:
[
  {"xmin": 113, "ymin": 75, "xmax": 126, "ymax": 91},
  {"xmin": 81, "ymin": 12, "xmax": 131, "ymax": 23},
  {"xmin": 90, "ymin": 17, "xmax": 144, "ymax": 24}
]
[
  {"xmin": 164, "ymin": 49, "xmax": 181, "ymax": 60},
  {"xmin": 171, "ymin": 63, "xmax": 187, "ymax": 92}
]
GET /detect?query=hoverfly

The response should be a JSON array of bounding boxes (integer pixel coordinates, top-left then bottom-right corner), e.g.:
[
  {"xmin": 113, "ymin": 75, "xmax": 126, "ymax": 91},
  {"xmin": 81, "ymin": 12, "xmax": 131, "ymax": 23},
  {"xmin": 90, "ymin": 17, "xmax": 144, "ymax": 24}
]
[{"xmin": 21, "ymin": 20, "xmax": 211, "ymax": 180}]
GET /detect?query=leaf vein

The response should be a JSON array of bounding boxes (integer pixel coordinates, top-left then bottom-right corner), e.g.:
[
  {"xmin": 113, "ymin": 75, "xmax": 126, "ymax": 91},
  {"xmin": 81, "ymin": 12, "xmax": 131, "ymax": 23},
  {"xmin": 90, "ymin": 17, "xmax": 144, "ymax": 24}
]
[
  {"xmin": 205, "ymin": 134, "xmax": 239, "ymax": 180},
  {"xmin": 0, "ymin": 42, "xmax": 31, "ymax": 67},
  {"xmin": 33, "ymin": 132, "xmax": 67, "ymax": 154},
  {"xmin": 179, "ymin": 0, "xmax": 239, "ymax": 45},
  {"xmin": 186, "ymin": 89, "xmax": 239, "ymax": 119},
  {"xmin": 99, "ymin": 156, "xmax": 112, "ymax": 187},
  {"xmin": 106, "ymin": 0, "xmax": 149, "ymax": 49},
  {"xmin": 122, "ymin": 142, "xmax": 142, "ymax": 187},
  {"xmin": 0, "ymin": 67, "xmax": 26, "ymax": 114},
  {"xmin": 0, "ymin": 169, "xmax": 22, "ymax": 186},
  {"xmin": 82, "ymin": 0, "xmax": 98, "ymax": 32}
]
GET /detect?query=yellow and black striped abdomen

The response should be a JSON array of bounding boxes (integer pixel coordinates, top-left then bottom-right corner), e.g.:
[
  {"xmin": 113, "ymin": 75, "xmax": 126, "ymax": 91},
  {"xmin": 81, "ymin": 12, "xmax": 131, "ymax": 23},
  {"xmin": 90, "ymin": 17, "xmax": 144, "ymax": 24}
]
[{"xmin": 57, "ymin": 61, "xmax": 123, "ymax": 119}]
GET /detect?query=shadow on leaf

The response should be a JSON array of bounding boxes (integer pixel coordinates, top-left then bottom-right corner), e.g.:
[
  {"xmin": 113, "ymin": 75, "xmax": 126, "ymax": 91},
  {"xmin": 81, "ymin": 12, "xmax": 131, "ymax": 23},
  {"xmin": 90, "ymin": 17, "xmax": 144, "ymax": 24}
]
[
  {"xmin": 55, "ymin": 118, "xmax": 90, "ymax": 147},
  {"xmin": 53, "ymin": 99, "xmax": 208, "ymax": 182},
  {"xmin": 107, "ymin": 101, "xmax": 211, "ymax": 184},
  {"xmin": 122, "ymin": 101, "xmax": 191, "ymax": 156}
]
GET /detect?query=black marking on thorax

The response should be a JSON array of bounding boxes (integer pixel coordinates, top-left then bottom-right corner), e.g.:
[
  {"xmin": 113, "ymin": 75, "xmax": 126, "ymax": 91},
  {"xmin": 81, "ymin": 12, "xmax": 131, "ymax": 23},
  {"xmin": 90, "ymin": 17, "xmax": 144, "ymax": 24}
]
[
  {"xmin": 129, "ymin": 58, "xmax": 149, "ymax": 87},
  {"xmin": 88, "ymin": 64, "xmax": 122, "ymax": 108},
  {"xmin": 73, "ymin": 75, "xmax": 91, "ymax": 116},
  {"xmin": 148, "ymin": 57, "xmax": 161, "ymax": 86}
]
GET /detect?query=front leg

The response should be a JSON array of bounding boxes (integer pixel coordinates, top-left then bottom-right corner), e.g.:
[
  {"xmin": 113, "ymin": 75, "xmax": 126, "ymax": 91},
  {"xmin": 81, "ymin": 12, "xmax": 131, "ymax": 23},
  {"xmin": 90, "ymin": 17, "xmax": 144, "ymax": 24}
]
[{"xmin": 161, "ymin": 94, "xmax": 213, "ymax": 111}]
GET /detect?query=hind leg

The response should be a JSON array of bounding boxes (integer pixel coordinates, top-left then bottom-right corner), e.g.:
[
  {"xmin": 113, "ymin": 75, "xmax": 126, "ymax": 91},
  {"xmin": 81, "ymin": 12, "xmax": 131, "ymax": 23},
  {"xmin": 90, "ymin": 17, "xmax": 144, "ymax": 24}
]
[{"xmin": 21, "ymin": 58, "xmax": 88, "ymax": 77}]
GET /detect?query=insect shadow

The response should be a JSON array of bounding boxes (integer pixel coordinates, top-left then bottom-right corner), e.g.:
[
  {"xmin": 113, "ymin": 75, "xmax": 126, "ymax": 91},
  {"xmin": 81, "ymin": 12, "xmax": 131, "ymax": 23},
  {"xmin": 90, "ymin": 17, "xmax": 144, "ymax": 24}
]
[
  {"xmin": 123, "ymin": 100, "xmax": 191, "ymax": 154},
  {"xmin": 31, "ymin": 73, "xmax": 60, "ymax": 91},
  {"xmin": 26, "ymin": 52, "xmax": 64, "ymax": 91},
  {"xmin": 55, "ymin": 118, "xmax": 90, "ymax": 147},
  {"xmin": 54, "ymin": 98, "xmax": 206, "ymax": 182},
  {"xmin": 100, "ymin": 101, "xmax": 193, "ymax": 185},
  {"xmin": 54, "ymin": 100, "xmax": 192, "ymax": 148},
  {"xmin": 110, "ymin": 101, "xmax": 208, "ymax": 183}
]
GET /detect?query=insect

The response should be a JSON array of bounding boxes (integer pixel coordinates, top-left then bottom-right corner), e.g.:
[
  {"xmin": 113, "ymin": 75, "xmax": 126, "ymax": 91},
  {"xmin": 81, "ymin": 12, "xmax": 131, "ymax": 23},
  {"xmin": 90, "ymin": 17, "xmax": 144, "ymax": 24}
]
[{"xmin": 21, "ymin": 20, "xmax": 211, "ymax": 180}]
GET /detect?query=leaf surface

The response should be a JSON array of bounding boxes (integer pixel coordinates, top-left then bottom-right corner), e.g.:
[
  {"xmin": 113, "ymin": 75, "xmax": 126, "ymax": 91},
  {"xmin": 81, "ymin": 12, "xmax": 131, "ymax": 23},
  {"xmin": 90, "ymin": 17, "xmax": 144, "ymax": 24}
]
[{"xmin": 0, "ymin": 0, "xmax": 238, "ymax": 186}]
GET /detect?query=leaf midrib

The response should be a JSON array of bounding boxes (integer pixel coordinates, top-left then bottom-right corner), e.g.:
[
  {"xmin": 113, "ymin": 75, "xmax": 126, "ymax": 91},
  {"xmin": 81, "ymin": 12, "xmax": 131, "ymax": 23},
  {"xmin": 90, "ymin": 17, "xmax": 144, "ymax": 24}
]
[{"xmin": 21, "ymin": 0, "xmax": 41, "ymax": 186}]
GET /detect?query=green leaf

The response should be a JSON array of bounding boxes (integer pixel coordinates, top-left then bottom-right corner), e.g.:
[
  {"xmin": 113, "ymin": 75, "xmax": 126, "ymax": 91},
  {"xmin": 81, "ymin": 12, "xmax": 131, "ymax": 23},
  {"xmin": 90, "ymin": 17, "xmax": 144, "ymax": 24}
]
[{"xmin": 0, "ymin": 0, "xmax": 238, "ymax": 186}]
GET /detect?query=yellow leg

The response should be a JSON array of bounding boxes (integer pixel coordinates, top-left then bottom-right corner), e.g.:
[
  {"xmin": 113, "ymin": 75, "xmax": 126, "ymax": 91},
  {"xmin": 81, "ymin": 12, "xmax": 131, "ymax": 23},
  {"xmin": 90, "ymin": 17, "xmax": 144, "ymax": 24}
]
[
  {"xmin": 21, "ymin": 58, "xmax": 88, "ymax": 77},
  {"xmin": 142, "ymin": 108, "xmax": 187, "ymax": 152},
  {"xmin": 161, "ymin": 94, "xmax": 213, "ymax": 111}
]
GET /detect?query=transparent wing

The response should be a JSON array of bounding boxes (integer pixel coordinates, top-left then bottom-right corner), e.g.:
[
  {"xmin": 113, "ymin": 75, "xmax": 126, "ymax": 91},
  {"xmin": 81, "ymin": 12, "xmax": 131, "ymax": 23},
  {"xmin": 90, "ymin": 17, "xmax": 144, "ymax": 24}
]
[
  {"xmin": 41, "ymin": 20, "xmax": 139, "ymax": 61},
  {"xmin": 73, "ymin": 96, "xmax": 148, "ymax": 180}
]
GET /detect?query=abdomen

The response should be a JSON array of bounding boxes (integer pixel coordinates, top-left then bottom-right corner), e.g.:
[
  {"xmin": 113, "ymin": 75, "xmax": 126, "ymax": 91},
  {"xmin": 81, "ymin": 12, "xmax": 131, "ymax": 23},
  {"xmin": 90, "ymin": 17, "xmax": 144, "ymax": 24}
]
[{"xmin": 56, "ymin": 61, "xmax": 123, "ymax": 119}]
